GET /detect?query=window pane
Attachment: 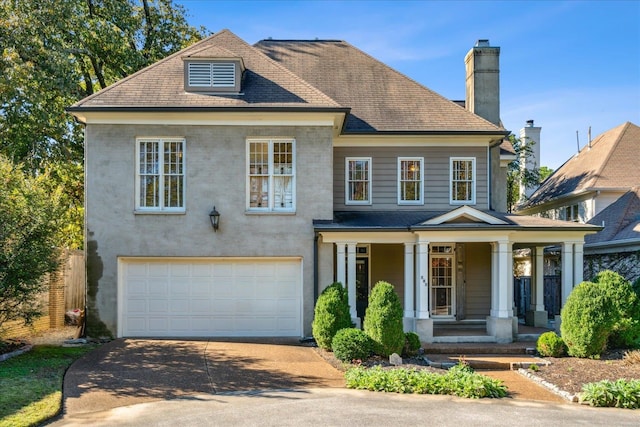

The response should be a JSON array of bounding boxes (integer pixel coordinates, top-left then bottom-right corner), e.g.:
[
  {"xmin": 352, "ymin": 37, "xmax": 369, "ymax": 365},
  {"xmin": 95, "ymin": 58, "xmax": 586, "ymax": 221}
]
[
  {"xmin": 348, "ymin": 159, "xmax": 370, "ymax": 202},
  {"xmin": 249, "ymin": 176, "xmax": 269, "ymax": 208},
  {"xmin": 141, "ymin": 176, "xmax": 159, "ymax": 207},
  {"xmin": 274, "ymin": 176, "xmax": 293, "ymax": 208},
  {"xmin": 452, "ymin": 159, "xmax": 473, "ymax": 202},
  {"xmin": 250, "ymin": 142, "xmax": 268, "ymax": 175},
  {"xmin": 400, "ymin": 159, "xmax": 421, "ymax": 202}
]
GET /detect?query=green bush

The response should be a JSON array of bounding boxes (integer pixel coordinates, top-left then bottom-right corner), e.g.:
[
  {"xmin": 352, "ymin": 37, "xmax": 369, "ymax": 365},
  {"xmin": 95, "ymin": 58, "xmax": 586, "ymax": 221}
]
[
  {"xmin": 403, "ymin": 332, "xmax": 421, "ymax": 357},
  {"xmin": 331, "ymin": 328, "xmax": 373, "ymax": 363},
  {"xmin": 561, "ymin": 281, "xmax": 616, "ymax": 358},
  {"xmin": 536, "ymin": 331, "xmax": 566, "ymax": 357},
  {"xmin": 363, "ymin": 281, "xmax": 405, "ymax": 357},
  {"xmin": 581, "ymin": 379, "xmax": 640, "ymax": 409},
  {"xmin": 312, "ymin": 282, "xmax": 352, "ymax": 350},
  {"xmin": 344, "ymin": 363, "xmax": 507, "ymax": 398},
  {"xmin": 592, "ymin": 270, "xmax": 640, "ymax": 348}
]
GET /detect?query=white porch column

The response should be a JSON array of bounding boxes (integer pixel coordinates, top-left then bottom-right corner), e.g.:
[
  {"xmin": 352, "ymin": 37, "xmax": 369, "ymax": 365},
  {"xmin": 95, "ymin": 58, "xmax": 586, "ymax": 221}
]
[
  {"xmin": 561, "ymin": 242, "xmax": 574, "ymax": 305},
  {"xmin": 534, "ymin": 246, "xmax": 545, "ymax": 311},
  {"xmin": 573, "ymin": 242, "xmax": 584, "ymax": 285},
  {"xmin": 525, "ymin": 246, "xmax": 549, "ymax": 328},
  {"xmin": 490, "ymin": 242, "xmax": 499, "ymax": 317},
  {"xmin": 496, "ymin": 240, "xmax": 511, "ymax": 317},
  {"xmin": 487, "ymin": 239, "xmax": 515, "ymax": 343},
  {"xmin": 403, "ymin": 243, "xmax": 415, "ymax": 331},
  {"xmin": 346, "ymin": 243, "xmax": 358, "ymax": 326},
  {"xmin": 415, "ymin": 241, "xmax": 430, "ymax": 318},
  {"xmin": 336, "ymin": 243, "xmax": 346, "ymax": 287},
  {"xmin": 414, "ymin": 241, "xmax": 432, "ymax": 342}
]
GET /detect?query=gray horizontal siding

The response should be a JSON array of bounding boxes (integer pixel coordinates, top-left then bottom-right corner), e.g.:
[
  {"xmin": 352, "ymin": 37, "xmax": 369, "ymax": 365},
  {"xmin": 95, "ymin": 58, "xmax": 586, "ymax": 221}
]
[
  {"xmin": 334, "ymin": 146, "xmax": 488, "ymax": 211},
  {"xmin": 464, "ymin": 242, "xmax": 491, "ymax": 319}
]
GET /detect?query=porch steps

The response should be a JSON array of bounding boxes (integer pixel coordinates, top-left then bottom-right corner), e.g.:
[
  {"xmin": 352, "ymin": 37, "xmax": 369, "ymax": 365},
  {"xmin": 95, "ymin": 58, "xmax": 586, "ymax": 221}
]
[{"xmin": 422, "ymin": 341, "xmax": 543, "ymax": 370}]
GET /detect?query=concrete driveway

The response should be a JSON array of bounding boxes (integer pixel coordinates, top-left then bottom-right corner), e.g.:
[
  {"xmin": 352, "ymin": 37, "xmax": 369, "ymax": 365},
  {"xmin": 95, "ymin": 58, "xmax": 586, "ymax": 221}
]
[{"xmin": 61, "ymin": 338, "xmax": 344, "ymax": 416}]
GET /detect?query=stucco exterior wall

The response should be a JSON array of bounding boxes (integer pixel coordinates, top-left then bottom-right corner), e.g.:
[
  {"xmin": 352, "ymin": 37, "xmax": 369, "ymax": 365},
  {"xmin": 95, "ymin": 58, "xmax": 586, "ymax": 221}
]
[{"xmin": 85, "ymin": 124, "xmax": 334, "ymax": 337}]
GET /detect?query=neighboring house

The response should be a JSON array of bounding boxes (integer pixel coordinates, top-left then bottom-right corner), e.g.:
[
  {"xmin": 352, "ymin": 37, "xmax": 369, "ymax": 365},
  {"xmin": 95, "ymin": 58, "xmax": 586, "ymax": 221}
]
[
  {"xmin": 518, "ymin": 122, "xmax": 640, "ymax": 282},
  {"xmin": 68, "ymin": 30, "xmax": 599, "ymax": 343}
]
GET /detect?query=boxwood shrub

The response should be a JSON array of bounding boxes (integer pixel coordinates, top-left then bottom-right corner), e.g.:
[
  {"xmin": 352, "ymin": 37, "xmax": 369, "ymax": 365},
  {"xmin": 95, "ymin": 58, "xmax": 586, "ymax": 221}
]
[
  {"xmin": 312, "ymin": 282, "xmax": 352, "ymax": 350},
  {"xmin": 561, "ymin": 281, "xmax": 616, "ymax": 358},
  {"xmin": 363, "ymin": 281, "xmax": 405, "ymax": 357},
  {"xmin": 332, "ymin": 328, "xmax": 373, "ymax": 363},
  {"xmin": 403, "ymin": 332, "xmax": 421, "ymax": 357},
  {"xmin": 591, "ymin": 270, "xmax": 640, "ymax": 348},
  {"xmin": 536, "ymin": 331, "xmax": 566, "ymax": 357}
]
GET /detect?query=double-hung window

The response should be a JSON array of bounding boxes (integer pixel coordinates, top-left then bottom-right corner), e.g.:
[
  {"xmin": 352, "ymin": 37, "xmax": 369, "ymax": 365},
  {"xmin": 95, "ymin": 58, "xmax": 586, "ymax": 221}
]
[
  {"xmin": 450, "ymin": 157, "xmax": 475, "ymax": 204},
  {"xmin": 247, "ymin": 139, "xmax": 295, "ymax": 212},
  {"xmin": 136, "ymin": 138, "xmax": 185, "ymax": 212},
  {"xmin": 346, "ymin": 157, "xmax": 372, "ymax": 205},
  {"xmin": 398, "ymin": 157, "xmax": 423, "ymax": 204}
]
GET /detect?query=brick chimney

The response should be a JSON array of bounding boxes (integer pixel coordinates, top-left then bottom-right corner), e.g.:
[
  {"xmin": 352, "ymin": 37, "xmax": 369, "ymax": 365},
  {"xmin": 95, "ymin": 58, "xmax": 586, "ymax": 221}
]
[{"xmin": 465, "ymin": 39, "xmax": 500, "ymax": 126}]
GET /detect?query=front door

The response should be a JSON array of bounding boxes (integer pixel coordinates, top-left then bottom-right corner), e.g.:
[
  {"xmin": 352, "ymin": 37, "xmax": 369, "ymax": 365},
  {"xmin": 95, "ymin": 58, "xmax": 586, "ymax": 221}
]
[
  {"xmin": 355, "ymin": 258, "xmax": 369, "ymax": 321},
  {"xmin": 430, "ymin": 245, "xmax": 455, "ymax": 317}
]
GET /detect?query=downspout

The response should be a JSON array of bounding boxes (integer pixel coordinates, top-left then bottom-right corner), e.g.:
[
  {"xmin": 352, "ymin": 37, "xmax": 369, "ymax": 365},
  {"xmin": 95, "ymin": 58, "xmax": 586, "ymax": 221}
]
[{"xmin": 313, "ymin": 232, "xmax": 319, "ymax": 304}]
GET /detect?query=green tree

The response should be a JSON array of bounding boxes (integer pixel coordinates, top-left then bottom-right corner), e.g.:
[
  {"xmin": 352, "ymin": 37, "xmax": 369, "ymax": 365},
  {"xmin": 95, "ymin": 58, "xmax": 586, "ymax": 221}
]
[
  {"xmin": 0, "ymin": 155, "xmax": 64, "ymax": 330},
  {"xmin": 312, "ymin": 282, "xmax": 352, "ymax": 350},
  {"xmin": 506, "ymin": 134, "xmax": 546, "ymax": 212},
  {"xmin": 538, "ymin": 166, "xmax": 554, "ymax": 182},
  {"xmin": 0, "ymin": 0, "xmax": 207, "ymax": 248}
]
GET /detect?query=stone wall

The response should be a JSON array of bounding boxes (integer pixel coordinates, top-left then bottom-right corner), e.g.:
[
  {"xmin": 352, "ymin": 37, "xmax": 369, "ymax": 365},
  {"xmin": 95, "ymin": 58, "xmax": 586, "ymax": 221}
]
[{"xmin": 584, "ymin": 250, "xmax": 640, "ymax": 283}]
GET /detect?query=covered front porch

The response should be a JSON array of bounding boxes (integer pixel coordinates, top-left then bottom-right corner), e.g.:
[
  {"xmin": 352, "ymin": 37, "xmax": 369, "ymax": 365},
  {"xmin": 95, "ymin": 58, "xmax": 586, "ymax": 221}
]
[{"xmin": 314, "ymin": 206, "xmax": 599, "ymax": 343}]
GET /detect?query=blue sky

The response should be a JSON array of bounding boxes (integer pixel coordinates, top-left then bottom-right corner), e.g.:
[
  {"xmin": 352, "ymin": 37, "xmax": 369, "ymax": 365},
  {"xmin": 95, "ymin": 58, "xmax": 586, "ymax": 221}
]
[{"xmin": 176, "ymin": 0, "xmax": 640, "ymax": 170}]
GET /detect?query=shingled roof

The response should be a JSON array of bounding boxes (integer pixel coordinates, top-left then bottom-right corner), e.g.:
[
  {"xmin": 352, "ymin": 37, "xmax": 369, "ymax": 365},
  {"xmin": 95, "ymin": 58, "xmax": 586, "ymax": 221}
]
[
  {"xmin": 523, "ymin": 122, "xmax": 640, "ymax": 208},
  {"xmin": 586, "ymin": 187, "xmax": 640, "ymax": 246},
  {"xmin": 70, "ymin": 30, "xmax": 342, "ymax": 110},
  {"xmin": 254, "ymin": 39, "xmax": 505, "ymax": 133}
]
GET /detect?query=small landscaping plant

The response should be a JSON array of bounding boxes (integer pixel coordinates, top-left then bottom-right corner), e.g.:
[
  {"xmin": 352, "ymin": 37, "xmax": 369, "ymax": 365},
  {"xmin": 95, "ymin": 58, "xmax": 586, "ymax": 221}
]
[
  {"xmin": 561, "ymin": 280, "xmax": 616, "ymax": 358},
  {"xmin": 344, "ymin": 362, "xmax": 507, "ymax": 398},
  {"xmin": 403, "ymin": 331, "xmax": 421, "ymax": 357},
  {"xmin": 536, "ymin": 331, "xmax": 566, "ymax": 357},
  {"xmin": 312, "ymin": 282, "xmax": 352, "ymax": 350},
  {"xmin": 580, "ymin": 379, "xmax": 640, "ymax": 409},
  {"xmin": 331, "ymin": 328, "xmax": 373, "ymax": 363},
  {"xmin": 363, "ymin": 281, "xmax": 405, "ymax": 357}
]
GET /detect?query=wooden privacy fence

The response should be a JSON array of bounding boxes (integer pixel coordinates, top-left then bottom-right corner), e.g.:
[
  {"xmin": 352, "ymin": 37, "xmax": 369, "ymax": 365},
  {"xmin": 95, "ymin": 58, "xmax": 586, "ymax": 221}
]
[
  {"xmin": 1, "ymin": 249, "xmax": 85, "ymax": 339},
  {"xmin": 514, "ymin": 275, "xmax": 561, "ymax": 318}
]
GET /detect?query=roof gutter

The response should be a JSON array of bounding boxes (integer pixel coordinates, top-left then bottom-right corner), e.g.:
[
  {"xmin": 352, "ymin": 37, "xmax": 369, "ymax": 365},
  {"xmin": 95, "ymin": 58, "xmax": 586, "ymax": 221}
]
[
  {"xmin": 341, "ymin": 130, "xmax": 509, "ymax": 137},
  {"xmin": 66, "ymin": 106, "xmax": 351, "ymax": 114}
]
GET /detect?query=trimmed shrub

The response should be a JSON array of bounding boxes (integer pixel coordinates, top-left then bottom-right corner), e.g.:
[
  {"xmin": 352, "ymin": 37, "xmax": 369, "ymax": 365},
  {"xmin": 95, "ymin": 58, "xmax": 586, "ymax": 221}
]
[
  {"xmin": 332, "ymin": 328, "xmax": 373, "ymax": 363},
  {"xmin": 403, "ymin": 332, "xmax": 421, "ymax": 357},
  {"xmin": 363, "ymin": 281, "xmax": 405, "ymax": 357},
  {"xmin": 561, "ymin": 281, "xmax": 616, "ymax": 358},
  {"xmin": 581, "ymin": 379, "xmax": 640, "ymax": 409},
  {"xmin": 536, "ymin": 331, "xmax": 566, "ymax": 357},
  {"xmin": 592, "ymin": 270, "xmax": 640, "ymax": 348},
  {"xmin": 312, "ymin": 282, "xmax": 352, "ymax": 350}
]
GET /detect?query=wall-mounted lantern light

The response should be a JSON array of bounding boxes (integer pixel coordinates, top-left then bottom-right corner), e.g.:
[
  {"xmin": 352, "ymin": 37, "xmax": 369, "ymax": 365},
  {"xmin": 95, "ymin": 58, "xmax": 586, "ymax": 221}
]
[{"xmin": 209, "ymin": 206, "xmax": 220, "ymax": 231}]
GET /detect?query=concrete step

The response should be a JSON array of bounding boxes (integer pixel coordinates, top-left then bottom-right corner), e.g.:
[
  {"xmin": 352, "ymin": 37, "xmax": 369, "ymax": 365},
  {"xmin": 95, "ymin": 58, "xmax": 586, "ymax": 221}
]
[
  {"xmin": 423, "ymin": 353, "xmax": 548, "ymax": 371},
  {"xmin": 423, "ymin": 341, "xmax": 537, "ymax": 355}
]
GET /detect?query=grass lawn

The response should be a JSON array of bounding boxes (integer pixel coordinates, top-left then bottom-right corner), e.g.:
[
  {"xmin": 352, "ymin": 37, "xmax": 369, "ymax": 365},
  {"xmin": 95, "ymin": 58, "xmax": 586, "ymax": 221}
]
[{"xmin": 0, "ymin": 345, "xmax": 95, "ymax": 427}]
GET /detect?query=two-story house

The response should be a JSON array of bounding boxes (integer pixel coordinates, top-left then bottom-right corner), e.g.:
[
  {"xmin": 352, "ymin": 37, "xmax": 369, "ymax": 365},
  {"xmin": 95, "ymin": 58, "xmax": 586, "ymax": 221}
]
[
  {"xmin": 518, "ymin": 121, "xmax": 640, "ymax": 282},
  {"xmin": 68, "ymin": 30, "xmax": 599, "ymax": 343}
]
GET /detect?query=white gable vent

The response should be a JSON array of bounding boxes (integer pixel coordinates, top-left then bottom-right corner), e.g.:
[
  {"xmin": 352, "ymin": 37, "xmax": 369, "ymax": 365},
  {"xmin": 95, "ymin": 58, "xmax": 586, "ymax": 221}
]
[{"xmin": 185, "ymin": 61, "xmax": 241, "ymax": 92}]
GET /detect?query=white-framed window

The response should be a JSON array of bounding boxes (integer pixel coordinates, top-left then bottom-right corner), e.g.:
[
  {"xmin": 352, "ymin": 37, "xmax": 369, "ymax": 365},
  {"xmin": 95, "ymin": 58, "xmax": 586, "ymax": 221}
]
[
  {"xmin": 564, "ymin": 204, "xmax": 580, "ymax": 222},
  {"xmin": 398, "ymin": 157, "xmax": 424, "ymax": 204},
  {"xmin": 136, "ymin": 138, "xmax": 185, "ymax": 212},
  {"xmin": 346, "ymin": 157, "xmax": 372, "ymax": 205},
  {"xmin": 450, "ymin": 157, "xmax": 475, "ymax": 204},
  {"xmin": 247, "ymin": 138, "xmax": 295, "ymax": 212}
]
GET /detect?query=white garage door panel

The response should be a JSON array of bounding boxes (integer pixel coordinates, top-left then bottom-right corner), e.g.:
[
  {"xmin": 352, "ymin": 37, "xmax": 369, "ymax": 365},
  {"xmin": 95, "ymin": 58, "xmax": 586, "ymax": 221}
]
[{"xmin": 120, "ymin": 258, "xmax": 302, "ymax": 337}]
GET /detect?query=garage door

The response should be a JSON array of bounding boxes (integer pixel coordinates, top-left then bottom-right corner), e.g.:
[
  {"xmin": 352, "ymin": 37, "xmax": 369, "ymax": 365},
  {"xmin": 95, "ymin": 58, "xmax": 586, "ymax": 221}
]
[{"xmin": 119, "ymin": 258, "xmax": 302, "ymax": 337}]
